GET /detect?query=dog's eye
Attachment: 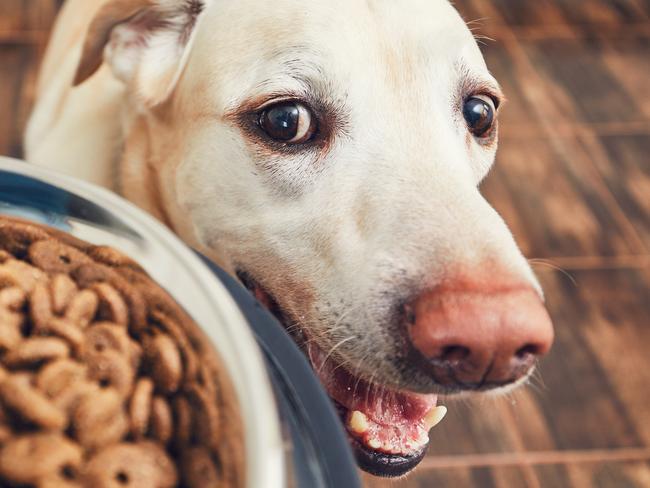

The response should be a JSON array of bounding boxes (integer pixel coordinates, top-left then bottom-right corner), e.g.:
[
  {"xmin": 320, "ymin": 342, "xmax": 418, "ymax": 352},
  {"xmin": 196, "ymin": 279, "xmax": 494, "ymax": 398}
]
[
  {"xmin": 259, "ymin": 101, "xmax": 316, "ymax": 144},
  {"xmin": 463, "ymin": 95, "xmax": 496, "ymax": 138}
]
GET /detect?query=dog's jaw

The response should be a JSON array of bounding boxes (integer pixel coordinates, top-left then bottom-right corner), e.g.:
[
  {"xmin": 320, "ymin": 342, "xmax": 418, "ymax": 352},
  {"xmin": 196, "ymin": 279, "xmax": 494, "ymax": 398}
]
[{"xmin": 237, "ymin": 271, "xmax": 449, "ymax": 477}]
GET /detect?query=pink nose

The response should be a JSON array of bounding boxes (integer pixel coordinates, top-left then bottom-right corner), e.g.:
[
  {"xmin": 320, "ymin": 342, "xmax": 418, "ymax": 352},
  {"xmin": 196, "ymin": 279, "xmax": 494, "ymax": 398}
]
[{"xmin": 406, "ymin": 277, "xmax": 554, "ymax": 389}]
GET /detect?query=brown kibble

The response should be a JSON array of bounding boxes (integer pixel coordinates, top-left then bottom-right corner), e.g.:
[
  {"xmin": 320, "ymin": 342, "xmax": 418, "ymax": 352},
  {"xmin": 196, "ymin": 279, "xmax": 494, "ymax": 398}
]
[
  {"xmin": 0, "ymin": 433, "xmax": 82, "ymax": 485},
  {"xmin": 150, "ymin": 310, "xmax": 197, "ymax": 384},
  {"xmin": 129, "ymin": 378, "xmax": 154, "ymax": 438},
  {"xmin": 92, "ymin": 282, "xmax": 129, "ymax": 326},
  {"xmin": 172, "ymin": 396, "xmax": 192, "ymax": 448},
  {"xmin": 0, "ymin": 259, "xmax": 46, "ymax": 292},
  {"xmin": 64, "ymin": 289, "xmax": 98, "ymax": 328},
  {"xmin": 0, "ymin": 217, "xmax": 241, "ymax": 486},
  {"xmin": 82, "ymin": 322, "xmax": 134, "ymax": 361},
  {"xmin": 72, "ymin": 388, "xmax": 128, "ymax": 450},
  {"xmin": 82, "ymin": 322, "xmax": 142, "ymax": 370},
  {"xmin": 187, "ymin": 384, "xmax": 221, "ymax": 451},
  {"xmin": 71, "ymin": 264, "xmax": 147, "ymax": 331},
  {"xmin": 50, "ymin": 274, "xmax": 78, "ymax": 314},
  {"xmin": 4, "ymin": 337, "xmax": 70, "ymax": 368},
  {"xmin": 38, "ymin": 479, "xmax": 83, "ymax": 488},
  {"xmin": 0, "ymin": 365, "xmax": 8, "ymax": 383},
  {"xmin": 0, "ymin": 220, "xmax": 49, "ymax": 256},
  {"xmin": 83, "ymin": 442, "xmax": 177, "ymax": 488},
  {"xmin": 0, "ymin": 286, "xmax": 26, "ymax": 310},
  {"xmin": 181, "ymin": 447, "xmax": 223, "ymax": 488},
  {"xmin": 36, "ymin": 359, "xmax": 87, "ymax": 399},
  {"xmin": 30, "ymin": 282, "xmax": 54, "ymax": 332},
  {"xmin": 197, "ymin": 360, "xmax": 219, "ymax": 399},
  {"xmin": 42, "ymin": 318, "xmax": 85, "ymax": 350},
  {"xmin": 145, "ymin": 333, "xmax": 182, "ymax": 394},
  {"xmin": 86, "ymin": 349, "xmax": 134, "ymax": 398},
  {"xmin": 0, "ymin": 312, "xmax": 23, "ymax": 349},
  {"xmin": 0, "ymin": 424, "xmax": 12, "ymax": 444},
  {"xmin": 150, "ymin": 396, "xmax": 173, "ymax": 445},
  {"xmin": 127, "ymin": 339, "xmax": 143, "ymax": 371},
  {"xmin": 0, "ymin": 375, "xmax": 67, "ymax": 430},
  {"xmin": 28, "ymin": 240, "xmax": 91, "ymax": 274},
  {"xmin": 51, "ymin": 381, "xmax": 100, "ymax": 415},
  {"xmin": 87, "ymin": 246, "xmax": 144, "ymax": 272}
]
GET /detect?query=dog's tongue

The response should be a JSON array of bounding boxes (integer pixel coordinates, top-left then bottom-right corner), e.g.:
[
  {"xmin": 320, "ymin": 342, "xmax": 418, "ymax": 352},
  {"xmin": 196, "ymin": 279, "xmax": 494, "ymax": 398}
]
[{"xmin": 308, "ymin": 344, "xmax": 443, "ymax": 455}]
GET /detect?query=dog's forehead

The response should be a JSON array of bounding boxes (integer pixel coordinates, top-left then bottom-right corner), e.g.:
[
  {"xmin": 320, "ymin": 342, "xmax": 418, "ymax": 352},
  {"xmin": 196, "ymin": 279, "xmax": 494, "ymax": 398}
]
[{"xmin": 191, "ymin": 0, "xmax": 487, "ymax": 101}]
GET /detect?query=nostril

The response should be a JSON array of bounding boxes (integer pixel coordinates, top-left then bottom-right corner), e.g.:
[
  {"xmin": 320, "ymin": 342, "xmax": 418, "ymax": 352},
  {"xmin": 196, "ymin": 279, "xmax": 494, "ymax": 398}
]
[
  {"xmin": 515, "ymin": 343, "xmax": 540, "ymax": 359},
  {"xmin": 402, "ymin": 303, "xmax": 416, "ymax": 325},
  {"xmin": 440, "ymin": 345, "xmax": 471, "ymax": 362}
]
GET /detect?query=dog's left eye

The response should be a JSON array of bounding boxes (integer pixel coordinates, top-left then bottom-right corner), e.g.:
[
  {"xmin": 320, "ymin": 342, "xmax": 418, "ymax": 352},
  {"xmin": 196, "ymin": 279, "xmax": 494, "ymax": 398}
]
[
  {"xmin": 463, "ymin": 95, "xmax": 496, "ymax": 138},
  {"xmin": 258, "ymin": 101, "xmax": 316, "ymax": 144}
]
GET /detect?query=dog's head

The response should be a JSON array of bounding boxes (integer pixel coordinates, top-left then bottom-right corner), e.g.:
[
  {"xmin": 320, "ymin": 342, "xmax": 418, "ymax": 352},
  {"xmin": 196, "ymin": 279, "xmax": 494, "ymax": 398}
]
[{"xmin": 76, "ymin": 0, "xmax": 554, "ymax": 476}]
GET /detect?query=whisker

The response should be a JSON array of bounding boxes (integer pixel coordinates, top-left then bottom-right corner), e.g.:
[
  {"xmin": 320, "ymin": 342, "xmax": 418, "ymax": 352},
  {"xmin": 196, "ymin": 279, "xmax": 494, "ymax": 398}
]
[
  {"xmin": 528, "ymin": 258, "xmax": 578, "ymax": 287},
  {"xmin": 317, "ymin": 336, "xmax": 357, "ymax": 375}
]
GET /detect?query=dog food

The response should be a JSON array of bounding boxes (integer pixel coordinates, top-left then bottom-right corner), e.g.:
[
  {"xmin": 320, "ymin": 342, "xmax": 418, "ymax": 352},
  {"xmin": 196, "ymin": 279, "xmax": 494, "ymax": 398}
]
[{"xmin": 0, "ymin": 216, "xmax": 243, "ymax": 487}]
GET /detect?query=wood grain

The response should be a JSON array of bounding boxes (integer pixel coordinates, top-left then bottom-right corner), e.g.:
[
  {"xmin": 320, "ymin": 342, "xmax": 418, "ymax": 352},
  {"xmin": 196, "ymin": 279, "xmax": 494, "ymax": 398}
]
[{"xmin": 0, "ymin": 1, "xmax": 648, "ymax": 487}]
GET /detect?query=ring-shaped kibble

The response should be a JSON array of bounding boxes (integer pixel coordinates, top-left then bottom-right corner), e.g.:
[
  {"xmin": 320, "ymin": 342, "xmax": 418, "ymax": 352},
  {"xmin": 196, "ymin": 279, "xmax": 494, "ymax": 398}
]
[
  {"xmin": 83, "ymin": 442, "xmax": 177, "ymax": 488},
  {"xmin": 0, "ymin": 433, "xmax": 82, "ymax": 485},
  {"xmin": 28, "ymin": 240, "xmax": 91, "ymax": 274}
]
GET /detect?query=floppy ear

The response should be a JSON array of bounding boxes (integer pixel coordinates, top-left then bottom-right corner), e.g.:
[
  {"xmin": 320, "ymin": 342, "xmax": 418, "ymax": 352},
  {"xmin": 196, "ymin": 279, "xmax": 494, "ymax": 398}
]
[{"xmin": 74, "ymin": 0, "xmax": 208, "ymax": 107}]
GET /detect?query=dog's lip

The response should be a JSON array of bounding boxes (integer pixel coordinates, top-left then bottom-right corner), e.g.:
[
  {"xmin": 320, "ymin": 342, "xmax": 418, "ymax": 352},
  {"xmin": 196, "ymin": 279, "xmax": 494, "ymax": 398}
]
[
  {"xmin": 308, "ymin": 342, "xmax": 441, "ymax": 456},
  {"xmin": 348, "ymin": 432, "xmax": 428, "ymax": 478},
  {"xmin": 236, "ymin": 270, "xmax": 444, "ymax": 475}
]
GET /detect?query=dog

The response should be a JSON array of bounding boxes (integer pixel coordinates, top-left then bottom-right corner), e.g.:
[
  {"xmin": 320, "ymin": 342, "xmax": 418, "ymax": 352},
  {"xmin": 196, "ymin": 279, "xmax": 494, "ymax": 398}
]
[{"xmin": 25, "ymin": 0, "xmax": 554, "ymax": 477}]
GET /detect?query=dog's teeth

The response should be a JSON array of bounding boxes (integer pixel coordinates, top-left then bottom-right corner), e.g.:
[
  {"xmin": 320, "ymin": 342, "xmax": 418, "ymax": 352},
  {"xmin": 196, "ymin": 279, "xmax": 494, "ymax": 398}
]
[
  {"xmin": 368, "ymin": 438, "xmax": 381, "ymax": 450},
  {"xmin": 349, "ymin": 410, "xmax": 370, "ymax": 434},
  {"xmin": 424, "ymin": 405, "xmax": 448, "ymax": 430}
]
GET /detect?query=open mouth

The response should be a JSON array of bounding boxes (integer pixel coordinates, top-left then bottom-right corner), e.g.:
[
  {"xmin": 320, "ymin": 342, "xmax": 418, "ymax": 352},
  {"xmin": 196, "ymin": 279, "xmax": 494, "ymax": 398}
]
[{"xmin": 238, "ymin": 272, "xmax": 447, "ymax": 477}]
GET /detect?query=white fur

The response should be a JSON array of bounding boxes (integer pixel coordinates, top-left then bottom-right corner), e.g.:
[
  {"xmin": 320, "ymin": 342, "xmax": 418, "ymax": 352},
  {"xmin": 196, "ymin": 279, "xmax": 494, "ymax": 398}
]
[{"xmin": 26, "ymin": 0, "xmax": 541, "ymax": 393}]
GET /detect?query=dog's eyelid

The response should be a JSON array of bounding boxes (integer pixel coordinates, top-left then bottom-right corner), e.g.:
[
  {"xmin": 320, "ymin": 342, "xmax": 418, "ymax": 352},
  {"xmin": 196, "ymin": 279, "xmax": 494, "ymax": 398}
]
[
  {"xmin": 472, "ymin": 86, "xmax": 503, "ymax": 110},
  {"xmin": 487, "ymin": 89, "xmax": 504, "ymax": 109},
  {"xmin": 250, "ymin": 91, "xmax": 313, "ymax": 112},
  {"xmin": 459, "ymin": 74, "xmax": 504, "ymax": 110}
]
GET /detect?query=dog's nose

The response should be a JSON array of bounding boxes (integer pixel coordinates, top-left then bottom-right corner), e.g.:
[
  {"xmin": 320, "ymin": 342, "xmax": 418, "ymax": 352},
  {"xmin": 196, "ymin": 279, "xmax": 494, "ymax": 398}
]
[{"xmin": 406, "ymin": 279, "xmax": 554, "ymax": 389}]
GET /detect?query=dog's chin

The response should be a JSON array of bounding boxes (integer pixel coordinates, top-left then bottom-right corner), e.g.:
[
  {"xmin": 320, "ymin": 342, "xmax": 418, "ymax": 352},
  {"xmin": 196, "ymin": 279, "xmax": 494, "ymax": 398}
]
[{"xmin": 237, "ymin": 271, "xmax": 445, "ymax": 478}]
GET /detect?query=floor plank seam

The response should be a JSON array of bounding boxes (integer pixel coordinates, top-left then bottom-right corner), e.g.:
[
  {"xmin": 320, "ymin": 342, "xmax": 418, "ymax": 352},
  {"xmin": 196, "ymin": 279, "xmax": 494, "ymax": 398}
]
[
  {"xmin": 418, "ymin": 447, "xmax": 650, "ymax": 470},
  {"xmin": 495, "ymin": 30, "xmax": 650, "ymax": 257}
]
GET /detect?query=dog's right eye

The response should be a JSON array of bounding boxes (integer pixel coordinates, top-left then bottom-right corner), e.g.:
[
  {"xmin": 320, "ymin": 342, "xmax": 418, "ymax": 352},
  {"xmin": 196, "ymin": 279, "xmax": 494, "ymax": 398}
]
[
  {"xmin": 258, "ymin": 101, "xmax": 317, "ymax": 144},
  {"xmin": 463, "ymin": 95, "xmax": 497, "ymax": 138}
]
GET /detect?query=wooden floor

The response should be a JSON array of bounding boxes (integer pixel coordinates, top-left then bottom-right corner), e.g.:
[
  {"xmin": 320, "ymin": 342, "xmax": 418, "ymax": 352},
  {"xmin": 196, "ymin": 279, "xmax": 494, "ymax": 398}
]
[{"xmin": 1, "ymin": 1, "xmax": 649, "ymax": 487}]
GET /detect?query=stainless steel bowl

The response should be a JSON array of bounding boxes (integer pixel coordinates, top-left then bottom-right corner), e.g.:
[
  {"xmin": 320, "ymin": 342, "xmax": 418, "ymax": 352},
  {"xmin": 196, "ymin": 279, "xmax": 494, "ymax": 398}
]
[{"xmin": 0, "ymin": 157, "xmax": 286, "ymax": 488}]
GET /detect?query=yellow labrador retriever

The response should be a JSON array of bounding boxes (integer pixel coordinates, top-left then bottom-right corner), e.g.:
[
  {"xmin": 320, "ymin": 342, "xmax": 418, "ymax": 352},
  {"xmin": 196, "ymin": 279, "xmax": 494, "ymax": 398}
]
[{"xmin": 26, "ymin": 0, "xmax": 554, "ymax": 477}]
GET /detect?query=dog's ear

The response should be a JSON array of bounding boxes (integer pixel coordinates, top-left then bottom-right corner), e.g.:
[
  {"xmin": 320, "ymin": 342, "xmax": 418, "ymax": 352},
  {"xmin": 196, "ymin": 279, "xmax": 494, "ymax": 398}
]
[{"xmin": 74, "ymin": 0, "xmax": 208, "ymax": 107}]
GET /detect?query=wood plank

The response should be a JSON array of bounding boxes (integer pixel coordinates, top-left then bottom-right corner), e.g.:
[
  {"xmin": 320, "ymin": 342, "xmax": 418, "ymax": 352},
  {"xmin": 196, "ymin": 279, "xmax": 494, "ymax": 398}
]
[
  {"xmin": 563, "ymin": 461, "xmax": 650, "ymax": 488},
  {"xmin": 364, "ymin": 461, "xmax": 650, "ymax": 488},
  {"xmin": 362, "ymin": 465, "xmax": 530, "ymax": 488},
  {"xmin": 551, "ymin": 266, "xmax": 650, "ymax": 446},
  {"xmin": 454, "ymin": 0, "xmax": 650, "ymax": 31},
  {"xmin": 0, "ymin": 45, "xmax": 40, "ymax": 158},
  {"xmin": 472, "ymin": 35, "xmax": 650, "ymax": 260},
  {"xmin": 578, "ymin": 132, "xmax": 650, "ymax": 252},
  {"xmin": 480, "ymin": 37, "xmax": 650, "ymax": 134},
  {"xmin": 481, "ymin": 133, "xmax": 647, "ymax": 259},
  {"xmin": 0, "ymin": 0, "xmax": 59, "ymax": 34},
  {"xmin": 521, "ymin": 38, "xmax": 649, "ymax": 125}
]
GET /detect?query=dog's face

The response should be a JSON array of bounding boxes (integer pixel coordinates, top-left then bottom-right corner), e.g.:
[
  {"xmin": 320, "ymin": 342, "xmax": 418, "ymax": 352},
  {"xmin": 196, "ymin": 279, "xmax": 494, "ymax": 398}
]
[{"xmin": 77, "ymin": 0, "xmax": 554, "ymax": 476}]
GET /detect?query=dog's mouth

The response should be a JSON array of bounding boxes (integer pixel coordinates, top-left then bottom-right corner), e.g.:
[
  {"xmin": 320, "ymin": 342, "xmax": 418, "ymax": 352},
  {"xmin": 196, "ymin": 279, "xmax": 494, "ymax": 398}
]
[
  {"xmin": 237, "ymin": 271, "xmax": 447, "ymax": 477},
  {"xmin": 308, "ymin": 342, "xmax": 446, "ymax": 477}
]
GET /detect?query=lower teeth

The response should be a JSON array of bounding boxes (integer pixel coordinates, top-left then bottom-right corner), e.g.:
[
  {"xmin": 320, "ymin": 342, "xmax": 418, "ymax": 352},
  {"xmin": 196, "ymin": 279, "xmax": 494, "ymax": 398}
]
[
  {"xmin": 349, "ymin": 410, "xmax": 370, "ymax": 434},
  {"xmin": 424, "ymin": 405, "xmax": 448, "ymax": 430},
  {"xmin": 346, "ymin": 405, "xmax": 448, "ymax": 453}
]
